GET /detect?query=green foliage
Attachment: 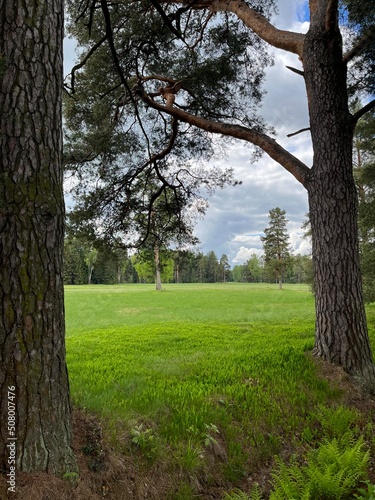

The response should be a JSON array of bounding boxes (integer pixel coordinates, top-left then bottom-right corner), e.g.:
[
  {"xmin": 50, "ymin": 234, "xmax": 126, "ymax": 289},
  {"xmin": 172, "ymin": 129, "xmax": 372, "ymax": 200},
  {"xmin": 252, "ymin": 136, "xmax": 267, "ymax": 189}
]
[
  {"xmin": 130, "ymin": 424, "xmax": 158, "ymax": 460},
  {"xmin": 63, "ymin": 471, "xmax": 79, "ymax": 484},
  {"xmin": 269, "ymin": 434, "xmax": 369, "ymax": 499},
  {"xmin": 223, "ymin": 489, "xmax": 252, "ymax": 500},
  {"xmin": 314, "ymin": 405, "xmax": 360, "ymax": 439},
  {"xmin": 172, "ymin": 482, "xmax": 197, "ymax": 499},
  {"xmin": 353, "ymin": 107, "xmax": 375, "ymax": 302},
  {"xmin": 224, "ymin": 486, "xmax": 264, "ymax": 500},
  {"xmin": 64, "ymin": 237, "xmax": 88, "ymax": 285},
  {"xmin": 174, "ymin": 440, "xmax": 204, "ymax": 472},
  {"xmin": 132, "ymin": 249, "xmax": 174, "ymax": 284},
  {"xmin": 355, "ymin": 481, "xmax": 375, "ymax": 499}
]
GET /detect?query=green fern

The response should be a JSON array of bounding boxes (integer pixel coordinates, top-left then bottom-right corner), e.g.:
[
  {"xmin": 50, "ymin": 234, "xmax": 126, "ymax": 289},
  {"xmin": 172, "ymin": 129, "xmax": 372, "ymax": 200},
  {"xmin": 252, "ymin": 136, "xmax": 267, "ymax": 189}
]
[
  {"xmin": 269, "ymin": 434, "xmax": 369, "ymax": 500},
  {"xmin": 248, "ymin": 485, "xmax": 264, "ymax": 500},
  {"xmin": 223, "ymin": 489, "xmax": 251, "ymax": 500},
  {"xmin": 223, "ymin": 486, "xmax": 265, "ymax": 500},
  {"xmin": 355, "ymin": 481, "xmax": 375, "ymax": 499},
  {"xmin": 315, "ymin": 405, "xmax": 359, "ymax": 439}
]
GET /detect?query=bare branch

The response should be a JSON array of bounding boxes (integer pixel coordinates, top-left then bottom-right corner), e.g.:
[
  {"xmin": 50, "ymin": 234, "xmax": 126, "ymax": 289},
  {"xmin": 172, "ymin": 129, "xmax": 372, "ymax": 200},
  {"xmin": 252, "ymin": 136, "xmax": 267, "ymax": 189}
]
[
  {"xmin": 352, "ymin": 99, "xmax": 375, "ymax": 125},
  {"xmin": 65, "ymin": 35, "xmax": 107, "ymax": 93},
  {"xmin": 287, "ymin": 127, "xmax": 310, "ymax": 138},
  {"xmin": 343, "ymin": 26, "xmax": 375, "ymax": 65},
  {"xmin": 286, "ymin": 66, "xmax": 304, "ymax": 77},
  {"xmin": 148, "ymin": 0, "xmax": 185, "ymax": 41},
  {"xmin": 188, "ymin": 12, "xmax": 214, "ymax": 49},
  {"xmin": 137, "ymin": 86, "xmax": 311, "ymax": 186}
]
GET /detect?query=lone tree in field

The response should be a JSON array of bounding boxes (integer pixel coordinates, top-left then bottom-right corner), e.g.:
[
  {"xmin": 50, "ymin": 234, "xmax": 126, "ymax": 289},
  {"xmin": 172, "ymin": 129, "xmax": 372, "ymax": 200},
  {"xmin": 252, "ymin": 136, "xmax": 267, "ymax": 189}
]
[
  {"xmin": 65, "ymin": 0, "xmax": 375, "ymax": 391},
  {"xmin": 261, "ymin": 208, "xmax": 291, "ymax": 289},
  {"xmin": 0, "ymin": 1, "xmax": 77, "ymax": 473}
]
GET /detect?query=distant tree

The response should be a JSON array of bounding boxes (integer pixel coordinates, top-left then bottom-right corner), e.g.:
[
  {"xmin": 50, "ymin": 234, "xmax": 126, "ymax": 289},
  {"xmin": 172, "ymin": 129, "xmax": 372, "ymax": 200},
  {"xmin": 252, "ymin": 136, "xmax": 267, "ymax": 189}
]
[
  {"xmin": 245, "ymin": 254, "xmax": 264, "ymax": 283},
  {"xmin": 133, "ymin": 248, "xmax": 174, "ymax": 285},
  {"xmin": 289, "ymin": 254, "xmax": 313, "ymax": 285},
  {"xmin": 172, "ymin": 249, "xmax": 198, "ymax": 283},
  {"xmin": 64, "ymin": 237, "xmax": 87, "ymax": 285},
  {"xmin": 219, "ymin": 254, "xmax": 231, "ymax": 282},
  {"xmin": 84, "ymin": 246, "xmax": 98, "ymax": 285},
  {"xmin": 204, "ymin": 251, "xmax": 220, "ymax": 283},
  {"xmin": 261, "ymin": 208, "xmax": 291, "ymax": 289},
  {"xmin": 232, "ymin": 265, "xmax": 244, "ymax": 283},
  {"xmin": 196, "ymin": 253, "xmax": 206, "ymax": 283},
  {"xmin": 113, "ymin": 246, "xmax": 134, "ymax": 284}
]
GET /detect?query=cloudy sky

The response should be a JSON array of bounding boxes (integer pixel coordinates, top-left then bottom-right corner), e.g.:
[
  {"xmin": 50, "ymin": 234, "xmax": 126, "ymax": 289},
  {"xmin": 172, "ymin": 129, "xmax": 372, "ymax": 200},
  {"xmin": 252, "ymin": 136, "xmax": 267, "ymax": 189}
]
[{"xmin": 63, "ymin": 1, "xmax": 313, "ymax": 266}]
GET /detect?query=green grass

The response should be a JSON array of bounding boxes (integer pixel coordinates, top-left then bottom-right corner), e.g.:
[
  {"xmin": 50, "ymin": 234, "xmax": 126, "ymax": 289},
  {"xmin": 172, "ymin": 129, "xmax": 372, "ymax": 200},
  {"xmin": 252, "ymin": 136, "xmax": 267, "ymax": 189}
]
[
  {"xmin": 65, "ymin": 282, "xmax": 314, "ymax": 331},
  {"xmin": 65, "ymin": 283, "xmax": 375, "ymax": 498}
]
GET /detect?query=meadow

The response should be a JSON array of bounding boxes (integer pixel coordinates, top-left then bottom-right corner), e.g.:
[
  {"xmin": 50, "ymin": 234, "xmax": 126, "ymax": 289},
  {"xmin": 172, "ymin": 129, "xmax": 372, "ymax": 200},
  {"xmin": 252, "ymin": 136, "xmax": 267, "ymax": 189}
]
[{"xmin": 65, "ymin": 283, "xmax": 375, "ymax": 499}]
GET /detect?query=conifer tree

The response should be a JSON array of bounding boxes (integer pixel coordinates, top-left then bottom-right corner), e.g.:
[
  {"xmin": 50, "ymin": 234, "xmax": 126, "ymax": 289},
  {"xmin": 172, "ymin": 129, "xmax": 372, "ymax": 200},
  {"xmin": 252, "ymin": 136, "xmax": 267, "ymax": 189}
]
[
  {"xmin": 0, "ymin": 0, "xmax": 77, "ymax": 473},
  {"xmin": 261, "ymin": 208, "xmax": 291, "ymax": 289}
]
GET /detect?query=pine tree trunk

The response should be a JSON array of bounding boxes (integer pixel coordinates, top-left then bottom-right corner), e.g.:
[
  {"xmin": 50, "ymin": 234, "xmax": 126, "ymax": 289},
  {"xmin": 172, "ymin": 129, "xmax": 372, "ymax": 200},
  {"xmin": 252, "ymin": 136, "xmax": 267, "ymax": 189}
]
[
  {"xmin": 0, "ymin": 0, "xmax": 77, "ymax": 473},
  {"xmin": 304, "ymin": 4, "xmax": 375, "ymax": 392}
]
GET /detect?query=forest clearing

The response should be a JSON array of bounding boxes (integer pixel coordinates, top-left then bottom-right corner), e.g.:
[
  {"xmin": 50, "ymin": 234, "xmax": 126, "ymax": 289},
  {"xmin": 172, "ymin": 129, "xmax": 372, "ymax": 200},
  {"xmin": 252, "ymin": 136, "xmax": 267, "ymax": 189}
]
[{"xmin": 4, "ymin": 284, "xmax": 374, "ymax": 499}]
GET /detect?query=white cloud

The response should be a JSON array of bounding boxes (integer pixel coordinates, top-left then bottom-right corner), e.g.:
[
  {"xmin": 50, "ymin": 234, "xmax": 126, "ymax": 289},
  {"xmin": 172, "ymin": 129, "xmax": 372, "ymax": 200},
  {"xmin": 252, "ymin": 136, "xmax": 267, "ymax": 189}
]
[
  {"xmin": 289, "ymin": 231, "xmax": 312, "ymax": 255},
  {"xmin": 232, "ymin": 246, "xmax": 264, "ymax": 264}
]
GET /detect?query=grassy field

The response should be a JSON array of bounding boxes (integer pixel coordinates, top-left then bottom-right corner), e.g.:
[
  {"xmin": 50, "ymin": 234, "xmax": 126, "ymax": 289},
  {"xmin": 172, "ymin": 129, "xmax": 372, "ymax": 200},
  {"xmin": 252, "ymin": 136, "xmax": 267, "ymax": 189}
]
[{"xmin": 65, "ymin": 283, "xmax": 375, "ymax": 499}]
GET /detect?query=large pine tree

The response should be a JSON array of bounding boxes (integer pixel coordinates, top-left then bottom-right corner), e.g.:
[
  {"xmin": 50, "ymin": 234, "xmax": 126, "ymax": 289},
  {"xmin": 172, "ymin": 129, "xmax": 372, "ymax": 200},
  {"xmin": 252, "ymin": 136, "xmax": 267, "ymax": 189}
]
[{"xmin": 0, "ymin": 0, "xmax": 77, "ymax": 473}]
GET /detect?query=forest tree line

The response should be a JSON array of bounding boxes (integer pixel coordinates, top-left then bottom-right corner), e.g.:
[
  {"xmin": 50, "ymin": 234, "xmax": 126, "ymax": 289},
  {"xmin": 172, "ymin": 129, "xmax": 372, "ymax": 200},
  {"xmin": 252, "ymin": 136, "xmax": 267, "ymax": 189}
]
[{"xmin": 63, "ymin": 236, "xmax": 313, "ymax": 286}]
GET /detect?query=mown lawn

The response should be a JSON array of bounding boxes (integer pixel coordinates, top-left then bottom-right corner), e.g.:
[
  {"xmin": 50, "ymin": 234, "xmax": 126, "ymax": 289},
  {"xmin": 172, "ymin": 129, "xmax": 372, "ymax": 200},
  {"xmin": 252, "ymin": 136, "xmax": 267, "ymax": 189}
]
[{"xmin": 64, "ymin": 283, "xmax": 375, "ymax": 499}]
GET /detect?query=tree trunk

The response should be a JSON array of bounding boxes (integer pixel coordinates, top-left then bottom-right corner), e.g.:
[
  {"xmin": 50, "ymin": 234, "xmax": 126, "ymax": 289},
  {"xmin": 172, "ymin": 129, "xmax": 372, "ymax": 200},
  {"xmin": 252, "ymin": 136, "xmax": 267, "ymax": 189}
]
[
  {"xmin": 304, "ymin": 6, "xmax": 375, "ymax": 392},
  {"xmin": 88, "ymin": 266, "xmax": 93, "ymax": 285},
  {"xmin": 0, "ymin": 0, "xmax": 77, "ymax": 473},
  {"xmin": 154, "ymin": 245, "xmax": 162, "ymax": 290}
]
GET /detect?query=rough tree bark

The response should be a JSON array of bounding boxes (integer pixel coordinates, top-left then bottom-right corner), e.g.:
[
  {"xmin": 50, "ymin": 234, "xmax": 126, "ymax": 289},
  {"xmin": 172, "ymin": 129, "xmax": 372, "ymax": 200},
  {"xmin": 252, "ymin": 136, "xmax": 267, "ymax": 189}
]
[
  {"xmin": 0, "ymin": 0, "xmax": 77, "ymax": 473},
  {"xmin": 303, "ymin": 2, "xmax": 375, "ymax": 391}
]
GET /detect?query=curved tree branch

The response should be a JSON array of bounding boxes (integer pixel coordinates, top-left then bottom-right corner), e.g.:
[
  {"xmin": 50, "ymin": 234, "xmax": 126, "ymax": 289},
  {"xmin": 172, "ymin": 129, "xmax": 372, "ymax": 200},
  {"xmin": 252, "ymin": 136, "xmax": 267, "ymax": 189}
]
[
  {"xmin": 155, "ymin": 0, "xmax": 305, "ymax": 55},
  {"xmin": 209, "ymin": 0, "xmax": 305, "ymax": 56},
  {"xmin": 138, "ymin": 87, "xmax": 311, "ymax": 186},
  {"xmin": 149, "ymin": 0, "xmax": 185, "ymax": 41},
  {"xmin": 66, "ymin": 35, "xmax": 107, "ymax": 93}
]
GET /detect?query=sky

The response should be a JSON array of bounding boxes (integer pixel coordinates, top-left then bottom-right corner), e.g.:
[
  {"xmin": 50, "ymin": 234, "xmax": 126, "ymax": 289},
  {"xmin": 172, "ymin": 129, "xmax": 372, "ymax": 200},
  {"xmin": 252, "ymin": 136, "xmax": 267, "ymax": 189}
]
[{"xmin": 63, "ymin": 0, "xmax": 312, "ymax": 266}]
